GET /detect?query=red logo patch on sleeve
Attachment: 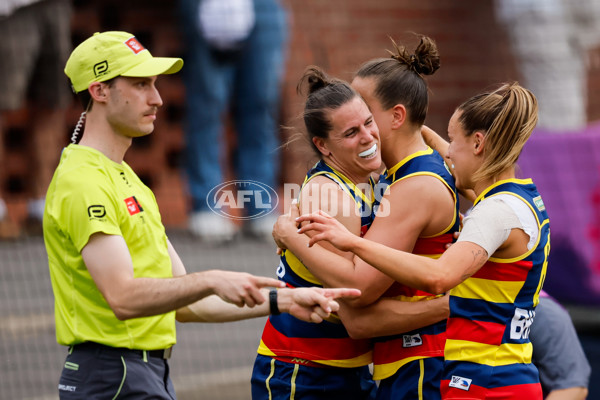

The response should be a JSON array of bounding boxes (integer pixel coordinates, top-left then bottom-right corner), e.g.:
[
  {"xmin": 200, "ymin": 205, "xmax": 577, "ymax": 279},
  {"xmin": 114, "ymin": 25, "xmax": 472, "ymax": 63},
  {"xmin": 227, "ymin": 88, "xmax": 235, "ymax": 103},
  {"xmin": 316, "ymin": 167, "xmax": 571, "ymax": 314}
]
[
  {"xmin": 124, "ymin": 37, "xmax": 145, "ymax": 54},
  {"xmin": 124, "ymin": 196, "xmax": 143, "ymax": 215}
]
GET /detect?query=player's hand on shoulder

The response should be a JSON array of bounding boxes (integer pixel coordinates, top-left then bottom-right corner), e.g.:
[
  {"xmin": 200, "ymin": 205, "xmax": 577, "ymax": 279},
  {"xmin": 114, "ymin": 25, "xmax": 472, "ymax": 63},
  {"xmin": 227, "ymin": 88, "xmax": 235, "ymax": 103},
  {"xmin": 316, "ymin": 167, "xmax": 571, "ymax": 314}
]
[
  {"xmin": 272, "ymin": 200, "xmax": 300, "ymax": 252},
  {"xmin": 445, "ymin": 213, "xmax": 464, "ymax": 250},
  {"xmin": 296, "ymin": 210, "xmax": 357, "ymax": 251}
]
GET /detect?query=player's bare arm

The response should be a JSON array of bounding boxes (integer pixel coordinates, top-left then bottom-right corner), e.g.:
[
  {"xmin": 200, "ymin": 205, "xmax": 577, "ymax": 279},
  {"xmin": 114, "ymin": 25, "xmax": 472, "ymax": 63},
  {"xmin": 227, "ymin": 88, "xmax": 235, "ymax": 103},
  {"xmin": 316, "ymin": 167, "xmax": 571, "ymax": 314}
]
[
  {"xmin": 341, "ymin": 295, "xmax": 450, "ymax": 339},
  {"xmin": 272, "ymin": 178, "xmax": 453, "ymax": 337},
  {"xmin": 274, "ymin": 175, "xmax": 453, "ymax": 305},
  {"xmin": 346, "ymin": 174, "xmax": 454, "ymax": 305},
  {"xmin": 298, "ymin": 211, "xmax": 489, "ymax": 294},
  {"xmin": 545, "ymin": 387, "xmax": 588, "ymax": 400},
  {"xmin": 298, "ymin": 178, "xmax": 362, "ymax": 260}
]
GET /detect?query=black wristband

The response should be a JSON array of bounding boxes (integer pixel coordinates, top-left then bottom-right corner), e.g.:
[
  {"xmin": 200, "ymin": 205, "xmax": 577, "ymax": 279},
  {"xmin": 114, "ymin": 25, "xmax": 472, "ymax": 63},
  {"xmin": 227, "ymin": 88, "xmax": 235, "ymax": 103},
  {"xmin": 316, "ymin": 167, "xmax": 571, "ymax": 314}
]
[{"xmin": 269, "ymin": 289, "xmax": 281, "ymax": 315}]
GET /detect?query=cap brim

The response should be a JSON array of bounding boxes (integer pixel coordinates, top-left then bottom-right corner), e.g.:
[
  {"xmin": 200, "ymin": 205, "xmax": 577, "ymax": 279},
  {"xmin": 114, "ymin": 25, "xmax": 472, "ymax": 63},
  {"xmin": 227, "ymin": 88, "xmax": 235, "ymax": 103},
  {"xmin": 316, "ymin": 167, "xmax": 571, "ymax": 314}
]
[{"xmin": 121, "ymin": 57, "xmax": 183, "ymax": 77}]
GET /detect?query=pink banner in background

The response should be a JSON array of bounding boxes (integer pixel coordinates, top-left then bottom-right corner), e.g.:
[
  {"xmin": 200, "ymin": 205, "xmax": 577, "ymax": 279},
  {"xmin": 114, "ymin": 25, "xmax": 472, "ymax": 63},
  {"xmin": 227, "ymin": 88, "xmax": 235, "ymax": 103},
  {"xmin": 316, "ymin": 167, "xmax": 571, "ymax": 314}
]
[{"xmin": 518, "ymin": 121, "xmax": 600, "ymax": 305}]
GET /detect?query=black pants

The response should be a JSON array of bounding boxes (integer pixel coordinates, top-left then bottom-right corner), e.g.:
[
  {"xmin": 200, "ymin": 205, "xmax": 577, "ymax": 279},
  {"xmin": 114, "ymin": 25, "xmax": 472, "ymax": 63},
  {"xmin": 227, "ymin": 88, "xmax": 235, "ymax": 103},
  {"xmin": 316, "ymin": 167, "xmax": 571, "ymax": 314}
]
[{"xmin": 58, "ymin": 342, "xmax": 176, "ymax": 399}]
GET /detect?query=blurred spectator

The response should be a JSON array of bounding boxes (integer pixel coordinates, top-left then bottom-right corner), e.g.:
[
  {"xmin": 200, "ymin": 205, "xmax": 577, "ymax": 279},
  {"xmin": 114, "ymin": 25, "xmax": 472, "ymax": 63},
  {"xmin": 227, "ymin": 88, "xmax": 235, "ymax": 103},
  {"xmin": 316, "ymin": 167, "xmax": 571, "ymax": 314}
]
[
  {"xmin": 178, "ymin": 0, "xmax": 289, "ymax": 242},
  {"xmin": 0, "ymin": 0, "xmax": 72, "ymax": 238},
  {"xmin": 495, "ymin": 0, "xmax": 600, "ymax": 132},
  {"xmin": 531, "ymin": 291, "xmax": 591, "ymax": 400}
]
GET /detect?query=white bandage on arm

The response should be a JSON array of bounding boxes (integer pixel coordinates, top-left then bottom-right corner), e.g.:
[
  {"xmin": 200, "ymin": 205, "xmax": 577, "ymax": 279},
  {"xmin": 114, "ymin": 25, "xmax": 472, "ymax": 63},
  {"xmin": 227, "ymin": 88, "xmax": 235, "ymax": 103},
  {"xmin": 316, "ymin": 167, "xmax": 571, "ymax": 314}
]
[{"xmin": 457, "ymin": 197, "xmax": 524, "ymax": 257}]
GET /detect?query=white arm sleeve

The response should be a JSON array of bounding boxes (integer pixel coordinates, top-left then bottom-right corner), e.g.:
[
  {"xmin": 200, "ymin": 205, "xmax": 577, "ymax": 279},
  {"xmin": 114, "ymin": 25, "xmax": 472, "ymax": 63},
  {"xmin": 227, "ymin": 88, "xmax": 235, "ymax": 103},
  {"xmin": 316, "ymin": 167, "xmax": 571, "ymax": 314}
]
[{"xmin": 456, "ymin": 197, "xmax": 524, "ymax": 257}]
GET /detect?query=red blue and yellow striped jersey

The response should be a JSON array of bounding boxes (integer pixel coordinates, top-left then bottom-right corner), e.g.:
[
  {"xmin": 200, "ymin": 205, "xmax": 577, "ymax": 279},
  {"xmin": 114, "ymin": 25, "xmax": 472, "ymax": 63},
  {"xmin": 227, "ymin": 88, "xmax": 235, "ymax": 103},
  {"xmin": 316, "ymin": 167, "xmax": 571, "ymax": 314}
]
[
  {"xmin": 442, "ymin": 178, "xmax": 550, "ymax": 397},
  {"xmin": 372, "ymin": 148, "xmax": 460, "ymax": 380},
  {"xmin": 257, "ymin": 160, "xmax": 374, "ymax": 367}
]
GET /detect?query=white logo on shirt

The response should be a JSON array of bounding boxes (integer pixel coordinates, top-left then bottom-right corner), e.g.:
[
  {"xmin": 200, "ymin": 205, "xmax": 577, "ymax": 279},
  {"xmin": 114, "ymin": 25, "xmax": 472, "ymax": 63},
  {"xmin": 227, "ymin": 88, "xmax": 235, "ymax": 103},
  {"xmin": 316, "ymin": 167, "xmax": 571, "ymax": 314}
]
[
  {"xmin": 276, "ymin": 260, "xmax": 285, "ymax": 279},
  {"xmin": 449, "ymin": 375, "xmax": 472, "ymax": 391},
  {"xmin": 402, "ymin": 333, "xmax": 422, "ymax": 347},
  {"xmin": 510, "ymin": 307, "xmax": 535, "ymax": 340},
  {"xmin": 58, "ymin": 384, "xmax": 77, "ymax": 392}
]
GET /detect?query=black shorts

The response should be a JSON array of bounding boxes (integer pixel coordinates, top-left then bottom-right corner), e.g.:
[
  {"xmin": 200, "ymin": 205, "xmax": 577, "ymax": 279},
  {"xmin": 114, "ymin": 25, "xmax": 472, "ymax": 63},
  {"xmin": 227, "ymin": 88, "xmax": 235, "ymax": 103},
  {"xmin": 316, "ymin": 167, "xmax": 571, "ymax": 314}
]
[{"xmin": 58, "ymin": 342, "xmax": 176, "ymax": 399}]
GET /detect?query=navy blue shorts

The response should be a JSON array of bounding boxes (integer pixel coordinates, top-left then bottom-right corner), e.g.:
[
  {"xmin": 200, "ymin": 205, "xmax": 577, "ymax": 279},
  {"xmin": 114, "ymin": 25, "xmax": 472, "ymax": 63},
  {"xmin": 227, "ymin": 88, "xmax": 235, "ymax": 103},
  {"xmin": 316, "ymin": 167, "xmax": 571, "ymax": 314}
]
[
  {"xmin": 251, "ymin": 354, "xmax": 376, "ymax": 400},
  {"xmin": 58, "ymin": 342, "xmax": 176, "ymax": 399},
  {"xmin": 376, "ymin": 357, "xmax": 443, "ymax": 400}
]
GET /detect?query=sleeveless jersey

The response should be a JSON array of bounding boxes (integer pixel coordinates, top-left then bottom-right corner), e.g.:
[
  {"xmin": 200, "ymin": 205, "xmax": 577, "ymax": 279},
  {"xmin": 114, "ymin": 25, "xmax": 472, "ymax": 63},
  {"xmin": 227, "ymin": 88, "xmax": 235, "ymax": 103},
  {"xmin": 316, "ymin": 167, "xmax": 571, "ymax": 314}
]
[
  {"xmin": 441, "ymin": 179, "xmax": 550, "ymax": 397},
  {"xmin": 372, "ymin": 148, "xmax": 460, "ymax": 380},
  {"xmin": 257, "ymin": 160, "xmax": 374, "ymax": 367}
]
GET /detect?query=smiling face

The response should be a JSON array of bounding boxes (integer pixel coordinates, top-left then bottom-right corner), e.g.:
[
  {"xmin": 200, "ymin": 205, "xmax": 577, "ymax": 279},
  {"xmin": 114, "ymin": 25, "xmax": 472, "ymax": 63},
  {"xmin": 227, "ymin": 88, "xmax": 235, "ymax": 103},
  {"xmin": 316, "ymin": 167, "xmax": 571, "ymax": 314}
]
[
  {"xmin": 313, "ymin": 96, "xmax": 382, "ymax": 181},
  {"xmin": 352, "ymin": 75, "xmax": 420, "ymax": 166},
  {"xmin": 104, "ymin": 76, "xmax": 163, "ymax": 138},
  {"xmin": 446, "ymin": 110, "xmax": 482, "ymax": 191}
]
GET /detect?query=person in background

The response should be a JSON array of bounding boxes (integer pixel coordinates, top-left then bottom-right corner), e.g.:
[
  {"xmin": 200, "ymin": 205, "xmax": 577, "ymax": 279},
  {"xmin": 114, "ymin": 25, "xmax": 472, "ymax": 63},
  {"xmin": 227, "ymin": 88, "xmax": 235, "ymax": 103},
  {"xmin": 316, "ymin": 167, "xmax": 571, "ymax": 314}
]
[
  {"xmin": 494, "ymin": 0, "xmax": 600, "ymax": 132},
  {"xmin": 530, "ymin": 291, "xmax": 590, "ymax": 400},
  {"xmin": 45, "ymin": 31, "xmax": 360, "ymax": 399},
  {"xmin": 0, "ymin": 0, "xmax": 72, "ymax": 238},
  {"xmin": 178, "ymin": 0, "xmax": 289, "ymax": 242}
]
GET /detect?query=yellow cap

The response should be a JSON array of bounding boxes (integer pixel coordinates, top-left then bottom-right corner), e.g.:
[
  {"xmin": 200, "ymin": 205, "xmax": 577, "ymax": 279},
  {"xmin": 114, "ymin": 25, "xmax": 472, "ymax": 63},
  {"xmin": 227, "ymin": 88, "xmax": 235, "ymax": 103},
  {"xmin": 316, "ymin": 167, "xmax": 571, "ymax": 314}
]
[{"xmin": 65, "ymin": 31, "xmax": 183, "ymax": 93}]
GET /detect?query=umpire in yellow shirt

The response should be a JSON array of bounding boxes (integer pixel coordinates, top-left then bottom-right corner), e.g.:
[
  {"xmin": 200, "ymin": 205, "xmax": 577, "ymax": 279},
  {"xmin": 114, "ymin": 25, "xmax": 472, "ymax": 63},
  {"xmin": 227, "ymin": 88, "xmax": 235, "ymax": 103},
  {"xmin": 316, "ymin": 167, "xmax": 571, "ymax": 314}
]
[{"xmin": 44, "ymin": 31, "xmax": 359, "ymax": 399}]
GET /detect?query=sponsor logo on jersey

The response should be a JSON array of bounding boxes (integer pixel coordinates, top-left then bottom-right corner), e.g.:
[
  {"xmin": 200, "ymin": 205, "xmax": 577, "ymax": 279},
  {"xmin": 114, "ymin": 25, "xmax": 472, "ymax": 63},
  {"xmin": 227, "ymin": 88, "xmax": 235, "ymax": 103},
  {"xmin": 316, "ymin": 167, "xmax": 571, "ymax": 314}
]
[
  {"xmin": 124, "ymin": 196, "xmax": 143, "ymax": 215},
  {"xmin": 207, "ymin": 180, "xmax": 278, "ymax": 220},
  {"xmin": 533, "ymin": 196, "xmax": 545, "ymax": 212},
  {"xmin": 510, "ymin": 307, "xmax": 535, "ymax": 340},
  {"xmin": 449, "ymin": 375, "xmax": 472, "ymax": 391},
  {"xmin": 58, "ymin": 384, "xmax": 77, "ymax": 392},
  {"xmin": 402, "ymin": 333, "xmax": 422, "ymax": 348},
  {"xmin": 88, "ymin": 205, "xmax": 106, "ymax": 219}
]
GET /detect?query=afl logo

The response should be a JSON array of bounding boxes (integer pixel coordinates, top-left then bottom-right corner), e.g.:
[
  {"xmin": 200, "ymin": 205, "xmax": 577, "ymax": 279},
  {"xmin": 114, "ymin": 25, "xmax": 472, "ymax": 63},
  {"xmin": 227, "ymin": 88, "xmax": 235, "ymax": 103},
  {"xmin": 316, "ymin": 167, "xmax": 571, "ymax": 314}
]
[{"xmin": 207, "ymin": 180, "xmax": 278, "ymax": 220}]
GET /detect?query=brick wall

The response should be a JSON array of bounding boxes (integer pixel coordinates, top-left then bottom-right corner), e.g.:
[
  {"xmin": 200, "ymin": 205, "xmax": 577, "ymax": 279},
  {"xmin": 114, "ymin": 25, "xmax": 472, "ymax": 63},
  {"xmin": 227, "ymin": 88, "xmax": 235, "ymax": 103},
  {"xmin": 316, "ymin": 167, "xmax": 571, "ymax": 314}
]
[{"xmin": 2, "ymin": 0, "xmax": 599, "ymax": 229}]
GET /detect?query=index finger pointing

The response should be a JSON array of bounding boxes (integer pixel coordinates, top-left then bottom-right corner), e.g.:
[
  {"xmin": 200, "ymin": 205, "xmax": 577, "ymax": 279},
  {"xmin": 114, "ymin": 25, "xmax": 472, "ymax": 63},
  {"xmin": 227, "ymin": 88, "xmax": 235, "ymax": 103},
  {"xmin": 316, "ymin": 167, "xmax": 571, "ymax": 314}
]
[{"xmin": 254, "ymin": 277, "xmax": 285, "ymax": 288}]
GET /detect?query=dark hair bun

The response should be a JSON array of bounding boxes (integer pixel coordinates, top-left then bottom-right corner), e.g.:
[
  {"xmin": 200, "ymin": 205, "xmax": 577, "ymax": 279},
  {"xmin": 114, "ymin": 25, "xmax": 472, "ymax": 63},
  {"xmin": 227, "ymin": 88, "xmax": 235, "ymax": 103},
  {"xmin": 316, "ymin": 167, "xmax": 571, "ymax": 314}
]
[
  {"xmin": 389, "ymin": 35, "xmax": 440, "ymax": 76},
  {"xmin": 297, "ymin": 66, "xmax": 330, "ymax": 95}
]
